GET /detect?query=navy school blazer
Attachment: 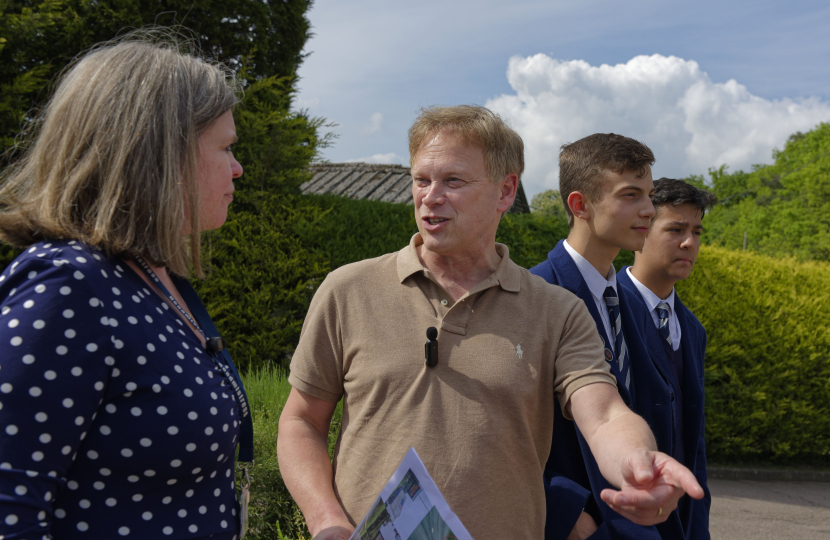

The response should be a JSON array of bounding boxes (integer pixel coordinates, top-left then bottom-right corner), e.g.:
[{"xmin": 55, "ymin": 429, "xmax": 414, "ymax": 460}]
[
  {"xmin": 617, "ymin": 267, "xmax": 711, "ymax": 539},
  {"xmin": 529, "ymin": 240, "xmax": 687, "ymax": 540}
]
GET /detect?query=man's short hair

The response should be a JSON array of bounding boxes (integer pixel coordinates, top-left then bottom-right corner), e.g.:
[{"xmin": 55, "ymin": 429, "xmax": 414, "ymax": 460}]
[
  {"xmin": 652, "ymin": 178, "xmax": 718, "ymax": 217},
  {"xmin": 559, "ymin": 133, "xmax": 655, "ymax": 227},
  {"xmin": 408, "ymin": 105, "xmax": 524, "ymax": 183}
]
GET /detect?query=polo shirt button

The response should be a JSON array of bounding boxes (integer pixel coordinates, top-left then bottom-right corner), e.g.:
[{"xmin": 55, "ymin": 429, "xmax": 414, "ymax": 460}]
[{"xmin": 441, "ymin": 299, "xmax": 448, "ymax": 306}]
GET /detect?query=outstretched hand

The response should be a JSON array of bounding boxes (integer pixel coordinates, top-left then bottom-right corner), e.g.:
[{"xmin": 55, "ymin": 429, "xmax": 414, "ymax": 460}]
[{"xmin": 599, "ymin": 449, "xmax": 704, "ymax": 526}]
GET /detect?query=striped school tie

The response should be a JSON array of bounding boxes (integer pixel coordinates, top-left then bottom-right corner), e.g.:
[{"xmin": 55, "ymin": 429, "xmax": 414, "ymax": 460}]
[
  {"xmin": 603, "ymin": 286, "xmax": 630, "ymax": 390},
  {"xmin": 656, "ymin": 302, "xmax": 672, "ymax": 347}
]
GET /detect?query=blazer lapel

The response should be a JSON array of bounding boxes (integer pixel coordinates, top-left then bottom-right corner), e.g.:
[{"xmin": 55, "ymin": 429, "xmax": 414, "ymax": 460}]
[
  {"xmin": 617, "ymin": 269, "xmax": 673, "ymax": 387},
  {"xmin": 550, "ymin": 242, "xmax": 632, "ymax": 404}
]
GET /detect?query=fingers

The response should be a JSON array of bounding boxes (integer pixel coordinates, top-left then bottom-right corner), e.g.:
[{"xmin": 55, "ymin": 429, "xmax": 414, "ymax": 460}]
[
  {"xmin": 631, "ymin": 451, "xmax": 705, "ymax": 500},
  {"xmin": 600, "ymin": 486, "xmax": 681, "ymax": 526},
  {"xmin": 675, "ymin": 465, "xmax": 704, "ymax": 500},
  {"xmin": 566, "ymin": 511, "xmax": 599, "ymax": 540},
  {"xmin": 601, "ymin": 451, "xmax": 705, "ymax": 526},
  {"xmin": 600, "ymin": 483, "xmax": 679, "ymax": 511},
  {"xmin": 624, "ymin": 449, "xmax": 656, "ymax": 486},
  {"xmin": 653, "ymin": 453, "xmax": 705, "ymax": 500}
]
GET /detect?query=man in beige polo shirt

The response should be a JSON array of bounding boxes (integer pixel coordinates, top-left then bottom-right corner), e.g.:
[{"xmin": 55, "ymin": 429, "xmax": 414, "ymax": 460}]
[{"xmin": 277, "ymin": 105, "xmax": 703, "ymax": 540}]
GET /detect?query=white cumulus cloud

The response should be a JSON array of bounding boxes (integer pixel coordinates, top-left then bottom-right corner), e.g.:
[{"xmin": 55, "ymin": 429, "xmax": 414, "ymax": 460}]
[
  {"xmin": 346, "ymin": 152, "xmax": 406, "ymax": 165},
  {"xmin": 486, "ymin": 54, "xmax": 830, "ymax": 197},
  {"xmin": 361, "ymin": 112, "xmax": 385, "ymax": 134}
]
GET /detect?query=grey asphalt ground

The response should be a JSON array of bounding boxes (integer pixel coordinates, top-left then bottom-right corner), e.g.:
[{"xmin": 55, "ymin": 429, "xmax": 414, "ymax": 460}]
[{"xmin": 709, "ymin": 479, "xmax": 830, "ymax": 539}]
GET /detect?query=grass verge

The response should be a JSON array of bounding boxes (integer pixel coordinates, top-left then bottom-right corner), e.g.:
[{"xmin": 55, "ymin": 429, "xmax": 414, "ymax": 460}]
[{"xmin": 239, "ymin": 366, "xmax": 342, "ymax": 539}]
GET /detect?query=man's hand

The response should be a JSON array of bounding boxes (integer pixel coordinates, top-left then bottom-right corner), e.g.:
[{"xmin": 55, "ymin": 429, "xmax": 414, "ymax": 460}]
[
  {"xmin": 311, "ymin": 525, "xmax": 354, "ymax": 540},
  {"xmin": 599, "ymin": 448, "xmax": 704, "ymax": 525},
  {"xmin": 568, "ymin": 383, "xmax": 704, "ymax": 526},
  {"xmin": 567, "ymin": 511, "xmax": 598, "ymax": 540}
]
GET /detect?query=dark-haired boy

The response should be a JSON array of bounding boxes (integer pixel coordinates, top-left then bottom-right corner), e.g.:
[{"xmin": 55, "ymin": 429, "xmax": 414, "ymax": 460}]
[
  {"xmin": 530, "ymin": 134, "xmax": 682, "ymax": 540},
  {"xmin": 617, "ymin": 178, "xmax": 717, "ymax": 539}
]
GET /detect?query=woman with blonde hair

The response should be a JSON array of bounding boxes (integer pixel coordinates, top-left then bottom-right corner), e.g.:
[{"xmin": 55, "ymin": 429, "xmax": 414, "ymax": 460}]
[{"xmin": 0, "ymin": 31, "xmax": 252, "ymax": 539}]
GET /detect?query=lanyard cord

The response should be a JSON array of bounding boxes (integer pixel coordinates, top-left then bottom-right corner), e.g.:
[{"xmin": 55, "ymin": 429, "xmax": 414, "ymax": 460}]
[
  {"xmin": 130, "ymin": 254, "xmax": 254, "ymax": 463},
  {"xmin": 132, "ymin": 255, "xmax": 206, "ymax": 338}
]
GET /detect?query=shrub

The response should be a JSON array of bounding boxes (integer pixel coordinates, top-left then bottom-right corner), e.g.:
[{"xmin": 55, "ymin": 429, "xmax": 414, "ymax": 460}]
[
  {"xmin": 240, "ymin": 367, "xmax": 307, "ymax": 539},
  {"xmin": 194, "ymin": 192, "xmax": 332, "ymax": 372},
  {"xmin": 701, "ymin": 123, "xmax": 830, "ymax": 262},
  {"xmin": 677, "ymin": 245, "xmax": 830, "ymax": 462},
  {"xmin": 241, "ymin": 366, "xmax": 342, "ymax": 540},
  {"xmin": 4, "ymin": 194, "xmax": 828, "ymax": 466},
  {"xmin": 293, "ymin": 194, "xmax": 417, "ymax": 268}
]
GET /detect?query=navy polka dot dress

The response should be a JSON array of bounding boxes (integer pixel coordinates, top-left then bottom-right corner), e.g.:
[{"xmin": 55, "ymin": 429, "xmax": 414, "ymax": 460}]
[{"xmin": 0, "ymin": 240, "xmax": 241, "ymax": 539}]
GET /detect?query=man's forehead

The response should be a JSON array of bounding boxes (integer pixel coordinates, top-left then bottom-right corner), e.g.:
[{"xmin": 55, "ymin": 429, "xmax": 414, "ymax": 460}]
[
  {"xmin": 600, "ymin": 166, "xmax": 653, "ymax": 190},
  {"xmin": 416, "ymin": 127, "xmax": 482, "ymax": 154},
  {"xmin": 654, "ymin": 203, "xmax": 703, "ymax": 224},
  {"xmin": 413, "ymin": 130, "xmax": 485, "ymax": 168}
]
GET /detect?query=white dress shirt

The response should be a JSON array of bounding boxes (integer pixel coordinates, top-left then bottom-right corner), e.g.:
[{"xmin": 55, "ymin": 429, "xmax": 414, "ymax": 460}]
[
  {"xmin": 625, "ymin": 267, "xmax": 681, "ymax": 350},
  {"xmin": 563, "ymin": 240, "xmax": 618, "ymax": 347}
]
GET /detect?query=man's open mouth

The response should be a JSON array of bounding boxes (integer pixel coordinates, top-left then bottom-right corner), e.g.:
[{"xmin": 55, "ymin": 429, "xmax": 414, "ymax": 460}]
[{"xmin": 425, "ymin": 218, "xmax": 449, "ymax": 225}]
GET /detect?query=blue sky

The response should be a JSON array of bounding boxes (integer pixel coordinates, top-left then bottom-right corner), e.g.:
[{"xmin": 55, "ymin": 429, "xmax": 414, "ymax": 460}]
[{"xmin": 295, "ymin": 0, "xmax": 830, "ymax": 198}]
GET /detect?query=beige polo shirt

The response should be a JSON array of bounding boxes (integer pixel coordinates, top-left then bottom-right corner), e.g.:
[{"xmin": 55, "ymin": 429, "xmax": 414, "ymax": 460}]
[{"xmin": 289, "ymin": 234, "xmax": 615, "ymax": 540}]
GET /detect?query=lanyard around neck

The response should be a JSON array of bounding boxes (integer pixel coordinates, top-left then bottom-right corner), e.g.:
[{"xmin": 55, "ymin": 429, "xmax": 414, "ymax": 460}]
[
  {"xmin": 131, "ymin": 255, "xmax": 206, "ymax": 338},
  {"xmin": 130, "ymin": 254, "xmax": 254, "ymax": 463}
]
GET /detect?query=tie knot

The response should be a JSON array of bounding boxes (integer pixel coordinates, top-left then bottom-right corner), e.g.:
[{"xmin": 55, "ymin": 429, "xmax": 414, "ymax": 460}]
[
  {"xmin": 603, "ymin": 286, "xmax": 619, "ymax": 305},
  {"xmin": 656, "ymin": 301, "xmax": 670, "ymax": 316}
]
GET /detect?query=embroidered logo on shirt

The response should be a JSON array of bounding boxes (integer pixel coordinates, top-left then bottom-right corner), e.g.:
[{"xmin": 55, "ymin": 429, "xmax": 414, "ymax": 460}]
[{"xmin": 516, "ymin": 343, "xmax": 523, "ymax": 359}]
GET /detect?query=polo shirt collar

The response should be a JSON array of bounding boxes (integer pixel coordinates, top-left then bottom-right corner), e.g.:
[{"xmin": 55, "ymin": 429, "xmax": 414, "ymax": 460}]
[
  {"xmin": 397, "ymin": 233, "xmax": 521, "ymax": 293},
  {"xmin": 625, "ymin": 267, "xmax": 676, "ymax": 314}
]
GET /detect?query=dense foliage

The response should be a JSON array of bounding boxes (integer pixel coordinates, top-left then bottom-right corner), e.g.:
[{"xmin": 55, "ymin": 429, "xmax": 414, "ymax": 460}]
[
  {"xmin": 0, "ymin": 0, "xmax": 312, "ymax": 152},
  {"xmin": 678, "ymin": 246, "xmax": 830, "ymax": 462},
  {"xmin": 201, "ymin": 193, "xmax": 827, "ymax": 464},
  {"xmin": 2, "ymin": 12, "xmax": 827, "ymax": 538},
  {"xmin": 529, "ymin": 188, "xmax": 568, "ymax": 222},
  {"xmin": 696, "ymin": 122, "xmax": 830, "ymax": 261}
]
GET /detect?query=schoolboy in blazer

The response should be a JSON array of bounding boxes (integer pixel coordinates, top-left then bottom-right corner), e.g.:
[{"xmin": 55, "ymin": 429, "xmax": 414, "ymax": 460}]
[
  {"xmin": 617, "ymin": 178, "xmax": 717, "ymax": 539},
  {"xmin": 530, "ymin": 134, "xmax": 686, "ymax": 540}
]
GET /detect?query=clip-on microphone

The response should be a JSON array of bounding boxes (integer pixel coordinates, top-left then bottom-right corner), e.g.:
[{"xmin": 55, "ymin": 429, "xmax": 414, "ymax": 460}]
[{"xmin": 425, "ymin": 327, "xmax": 438, "ymax": 368}]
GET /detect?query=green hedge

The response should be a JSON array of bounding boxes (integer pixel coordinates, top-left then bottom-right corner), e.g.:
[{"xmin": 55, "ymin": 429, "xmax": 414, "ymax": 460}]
[
  {"xmin": 202, "ymin": 194, "xmax": 827, "ymax": 463},
  {"xmin": 2, "ymin": 194, "xmax": 827, "ymax": 464},
  {"xmin": 193, "ymin": 192, "xmax": 332, "ymax": 371},
  {"xmin": 677, "ymin": 246, "xmax": 830, "ymax": 462}
]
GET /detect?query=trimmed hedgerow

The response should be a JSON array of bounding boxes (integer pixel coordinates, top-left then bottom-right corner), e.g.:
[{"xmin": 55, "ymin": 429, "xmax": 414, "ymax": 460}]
[
  {"xmin": 192, "ymin": 191, "xmax": 332, "ymax": 372},
  {"xmin": 294, "ymin": 194, "xmax": 417, "ymax": 268},
  {"xmin": 3, "ymin": 193, "xmax": 828, "ymax": 464},
  {"xmin": 205, "ymin": 194, "xmax": 830, "ymax": 463},
  {"xmin": 676, "ymin": 245, "xmax": 830, "ymax": 463}
]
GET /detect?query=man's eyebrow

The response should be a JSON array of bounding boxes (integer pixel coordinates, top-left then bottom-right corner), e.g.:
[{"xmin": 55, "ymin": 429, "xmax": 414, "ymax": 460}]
[
  {"xmin": 619, "ymin": 184, "xmax": 645, "ymax": 193},
  {"xmin": 665, "ymin": 221, "xmax": 689, "ymax": 227}
]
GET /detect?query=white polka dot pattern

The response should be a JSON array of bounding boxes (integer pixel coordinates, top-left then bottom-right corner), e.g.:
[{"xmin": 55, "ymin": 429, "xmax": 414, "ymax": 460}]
[{"xmin": 0, "ymin": 241, "xmax": 241, "ymax": 539}]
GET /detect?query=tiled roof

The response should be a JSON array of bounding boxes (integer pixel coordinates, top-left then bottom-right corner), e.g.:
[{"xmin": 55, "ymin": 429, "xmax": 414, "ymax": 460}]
[{"xmin": 302, "ymin": 162, "xmax": 530, "ymax": 213}]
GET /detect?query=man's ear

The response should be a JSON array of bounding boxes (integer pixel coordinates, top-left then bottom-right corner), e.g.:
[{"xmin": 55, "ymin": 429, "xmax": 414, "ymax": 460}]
[
  {"xmin": 496, "ymin": 173, "xmax": 519, "ymax": 214},
  {"xmin": 567, "ymin": 191, "xmax": 591, "ymax": 222}
]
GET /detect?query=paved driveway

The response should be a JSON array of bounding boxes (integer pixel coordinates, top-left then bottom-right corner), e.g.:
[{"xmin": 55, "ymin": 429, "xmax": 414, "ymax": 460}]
[{"xmin": 709, "ymin": 479, "xmax": 830, "ymax": 539}]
